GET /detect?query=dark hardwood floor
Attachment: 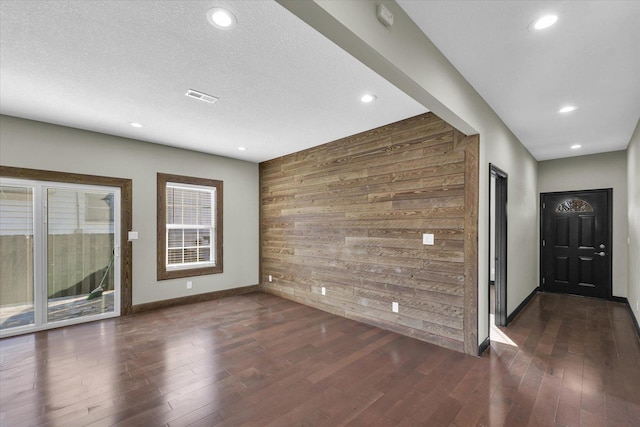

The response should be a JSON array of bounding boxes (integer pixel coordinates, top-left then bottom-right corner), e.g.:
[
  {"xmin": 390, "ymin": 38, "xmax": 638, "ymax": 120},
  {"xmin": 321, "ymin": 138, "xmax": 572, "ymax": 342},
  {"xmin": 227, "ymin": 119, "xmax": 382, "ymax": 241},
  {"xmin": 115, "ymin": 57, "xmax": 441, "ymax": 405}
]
[{"xmin": 1, "ymin": 291, "xmax": 639, "ymax": 426}]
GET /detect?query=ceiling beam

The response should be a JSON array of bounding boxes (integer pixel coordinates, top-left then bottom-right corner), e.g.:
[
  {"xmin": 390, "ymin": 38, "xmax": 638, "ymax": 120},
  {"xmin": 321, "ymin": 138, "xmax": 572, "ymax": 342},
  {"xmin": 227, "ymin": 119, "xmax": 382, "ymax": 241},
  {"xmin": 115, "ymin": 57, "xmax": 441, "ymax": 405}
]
[{"xmin": 277, "ymin": 0, "xmax": 478, "ymax": 136}]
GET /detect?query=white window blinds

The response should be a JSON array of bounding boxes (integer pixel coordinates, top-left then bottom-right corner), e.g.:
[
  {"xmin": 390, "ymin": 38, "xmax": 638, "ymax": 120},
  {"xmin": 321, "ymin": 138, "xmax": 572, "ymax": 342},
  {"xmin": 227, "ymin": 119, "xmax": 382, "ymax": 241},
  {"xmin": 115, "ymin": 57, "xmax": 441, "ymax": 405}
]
[{"xmin": 166, "ymin": 184, "xmax": 216, "ymax": 268}]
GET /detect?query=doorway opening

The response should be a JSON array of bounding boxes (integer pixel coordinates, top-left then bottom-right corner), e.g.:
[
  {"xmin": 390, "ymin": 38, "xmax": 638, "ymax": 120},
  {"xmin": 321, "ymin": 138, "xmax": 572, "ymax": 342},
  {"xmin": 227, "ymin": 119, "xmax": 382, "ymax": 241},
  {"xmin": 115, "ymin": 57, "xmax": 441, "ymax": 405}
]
[{"xmin": 489, "ymin": 164, "xmax": 508, "ymax": 335}]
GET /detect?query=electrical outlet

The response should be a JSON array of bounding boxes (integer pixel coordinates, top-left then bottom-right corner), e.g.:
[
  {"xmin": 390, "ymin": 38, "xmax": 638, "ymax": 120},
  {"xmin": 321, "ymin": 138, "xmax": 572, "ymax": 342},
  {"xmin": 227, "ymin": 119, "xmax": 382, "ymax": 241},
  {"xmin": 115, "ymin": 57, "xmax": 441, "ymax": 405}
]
[
  {"xmin": 321, "ymin": 287, "xmax": 326, "ymax": 296},
  {"xmin": 392, "ymin": 301, "xmax": 399, "ymax": 313},
  {"xmin": 268, "ymin": 275, "xmax": 272, "ymax": 282},
  {"xmin": 186, "ymin": 281, "xmax": 192, "ymax": 289}
]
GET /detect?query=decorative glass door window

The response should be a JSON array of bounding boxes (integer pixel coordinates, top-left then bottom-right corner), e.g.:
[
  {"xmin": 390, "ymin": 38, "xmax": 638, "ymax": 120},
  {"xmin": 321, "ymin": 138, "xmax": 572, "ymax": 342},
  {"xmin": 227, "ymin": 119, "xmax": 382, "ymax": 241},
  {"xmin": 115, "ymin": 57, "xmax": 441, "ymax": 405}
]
[{"xmin": 555, "ymin": 198, "xmax": 594, "ymax": 212}]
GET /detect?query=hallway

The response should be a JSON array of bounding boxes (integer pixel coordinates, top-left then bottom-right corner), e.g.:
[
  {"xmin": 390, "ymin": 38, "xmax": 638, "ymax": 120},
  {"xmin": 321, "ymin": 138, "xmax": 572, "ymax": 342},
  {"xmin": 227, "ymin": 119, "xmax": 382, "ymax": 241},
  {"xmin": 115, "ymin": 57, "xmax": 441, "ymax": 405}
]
[{"xmin": 489, "ymin": 292, "xmax": 640, "ymax": 426}]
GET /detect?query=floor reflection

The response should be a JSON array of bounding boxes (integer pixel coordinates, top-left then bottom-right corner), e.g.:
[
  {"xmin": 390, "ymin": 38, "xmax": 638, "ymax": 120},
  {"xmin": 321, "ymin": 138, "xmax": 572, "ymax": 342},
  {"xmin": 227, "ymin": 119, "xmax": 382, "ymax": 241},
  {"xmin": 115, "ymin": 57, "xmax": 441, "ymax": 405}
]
[
  {"xmin": 0, "ymin": 291, "xmax": 115, "ymax": 330},
  {"xmin": 490, "ymin": 314, "xmax": 518, "ymax": 347}
]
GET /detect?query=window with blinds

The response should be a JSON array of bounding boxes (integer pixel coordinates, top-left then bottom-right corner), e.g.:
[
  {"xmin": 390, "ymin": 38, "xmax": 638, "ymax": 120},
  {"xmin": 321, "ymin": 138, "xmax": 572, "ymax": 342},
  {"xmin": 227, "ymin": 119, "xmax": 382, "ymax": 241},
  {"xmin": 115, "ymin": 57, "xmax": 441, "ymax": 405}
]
[
  {"xmin": 157, "ymin": 173, "xmax": 223, "ymax": 280},
  {"xmin": 166, "ymin": 184, "xmax": 215, "ymax": 268}
]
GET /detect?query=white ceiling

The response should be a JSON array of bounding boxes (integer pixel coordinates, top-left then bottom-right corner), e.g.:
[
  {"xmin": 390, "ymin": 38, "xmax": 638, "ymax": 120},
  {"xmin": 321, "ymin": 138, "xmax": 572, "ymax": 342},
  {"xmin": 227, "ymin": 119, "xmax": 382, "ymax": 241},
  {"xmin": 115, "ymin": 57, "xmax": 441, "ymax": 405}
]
[
  {"xmin": 2, "ymin": 1, "xmax": 638, "ymax": 164},
  {"xmin": 399, "ymin": 0, "xmax": 640, "ymax": 161},
  {"xmin": 0, "ymin": 1, "xmax": 426, "ymax": 163}
]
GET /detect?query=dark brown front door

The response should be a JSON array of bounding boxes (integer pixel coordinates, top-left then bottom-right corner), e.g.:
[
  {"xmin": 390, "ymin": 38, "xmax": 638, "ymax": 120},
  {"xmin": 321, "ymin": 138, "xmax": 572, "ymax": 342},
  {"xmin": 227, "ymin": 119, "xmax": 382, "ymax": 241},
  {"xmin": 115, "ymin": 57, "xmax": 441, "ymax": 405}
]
[{"xmin": 541, "ymin": 189, "xmax": 612, "ymax": 299}]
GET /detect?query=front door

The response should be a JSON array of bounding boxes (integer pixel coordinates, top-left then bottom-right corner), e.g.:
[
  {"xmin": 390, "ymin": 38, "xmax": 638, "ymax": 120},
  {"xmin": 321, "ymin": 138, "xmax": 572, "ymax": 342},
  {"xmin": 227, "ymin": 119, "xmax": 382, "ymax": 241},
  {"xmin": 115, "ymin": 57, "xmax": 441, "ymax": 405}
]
[{"xmin": 541, "ymin": 189, "xmax": 611, "ymax": 299}]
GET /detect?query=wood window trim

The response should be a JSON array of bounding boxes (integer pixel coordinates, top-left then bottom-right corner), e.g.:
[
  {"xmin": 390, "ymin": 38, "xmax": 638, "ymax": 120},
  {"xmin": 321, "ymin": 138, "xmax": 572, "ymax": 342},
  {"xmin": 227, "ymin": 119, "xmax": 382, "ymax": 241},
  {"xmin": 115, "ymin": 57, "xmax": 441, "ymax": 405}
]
[
  {"xmin": 0, "ymin": 165, "xmax": 133, "ymax": 315},
  {"xmin": 157, "ymin": 173, "xmax": 223, "ymax": 281}
]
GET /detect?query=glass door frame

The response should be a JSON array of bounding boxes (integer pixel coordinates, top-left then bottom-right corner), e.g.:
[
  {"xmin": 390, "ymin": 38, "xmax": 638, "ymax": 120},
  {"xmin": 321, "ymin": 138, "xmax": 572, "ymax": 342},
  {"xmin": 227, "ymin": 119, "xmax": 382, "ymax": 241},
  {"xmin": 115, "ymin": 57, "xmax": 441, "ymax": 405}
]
[
  {"xmin": 0, "ymin": 181, "xmax": 38, "ymax": 336},
  {"xmin": 1, "ymin": 178, "xmax": 122, "ymax": 337},
  {"xmin": 44, "ymin": 181, "xmax": 122, "ymax": 328},
  {"xmin": 1, "ymin": 165, "xmax": 133, "ymax": 330}
]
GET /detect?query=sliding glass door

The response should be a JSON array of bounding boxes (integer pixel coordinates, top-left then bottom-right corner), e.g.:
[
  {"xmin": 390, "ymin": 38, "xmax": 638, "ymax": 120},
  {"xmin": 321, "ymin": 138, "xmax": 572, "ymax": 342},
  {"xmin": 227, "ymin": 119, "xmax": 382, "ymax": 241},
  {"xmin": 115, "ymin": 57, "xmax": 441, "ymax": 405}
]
[
  {"xmin": 0, "ymin": 179, "xmax": 120, "ymax": 337},
  {"xmin": 0, "ymin": 185, "xmax": 35, "ymax": 330}
]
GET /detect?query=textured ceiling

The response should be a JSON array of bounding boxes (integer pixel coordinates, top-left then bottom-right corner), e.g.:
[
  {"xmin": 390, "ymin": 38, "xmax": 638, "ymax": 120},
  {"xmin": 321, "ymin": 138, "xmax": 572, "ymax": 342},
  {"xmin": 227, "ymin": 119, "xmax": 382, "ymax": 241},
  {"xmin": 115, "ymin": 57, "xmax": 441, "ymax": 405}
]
[
  {"xmin": 0, "ymin": 0, "xmax": 426, "ymax": 163},
  {"xmin": 399, "ymin": 0, "xmax": 640, "ymax": 161},
  {"xmin": 3, "ymin": 1, "xmax": 637, "ymax": 164}
]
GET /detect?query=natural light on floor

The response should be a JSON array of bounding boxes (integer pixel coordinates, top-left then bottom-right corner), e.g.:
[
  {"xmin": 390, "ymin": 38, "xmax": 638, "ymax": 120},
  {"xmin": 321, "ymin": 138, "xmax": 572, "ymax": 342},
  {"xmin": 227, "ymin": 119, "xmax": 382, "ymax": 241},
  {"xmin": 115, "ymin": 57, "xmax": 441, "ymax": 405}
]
[{"xmin": 490, "ymin": 314, "xmax": 518, "ymax": 347}]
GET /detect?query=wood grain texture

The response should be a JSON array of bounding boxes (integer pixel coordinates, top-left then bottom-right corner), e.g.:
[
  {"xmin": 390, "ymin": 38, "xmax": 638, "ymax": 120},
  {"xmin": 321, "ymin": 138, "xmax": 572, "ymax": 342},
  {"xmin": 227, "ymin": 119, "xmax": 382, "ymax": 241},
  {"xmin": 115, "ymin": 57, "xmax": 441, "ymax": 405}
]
[
  {"xmin": 0, "ymin": 165, "xmax": 134, "ymax": 315},
  {"xmin": 1, "ymin": 292, "xmax": 638, "ymax": 426},
  {"xmin": 259, "ymin": 113, "xmax": 479, "ymax": 354},
  {"xmin": 462, "ymin": 135, "xmax": 479, "ymax": 355}
]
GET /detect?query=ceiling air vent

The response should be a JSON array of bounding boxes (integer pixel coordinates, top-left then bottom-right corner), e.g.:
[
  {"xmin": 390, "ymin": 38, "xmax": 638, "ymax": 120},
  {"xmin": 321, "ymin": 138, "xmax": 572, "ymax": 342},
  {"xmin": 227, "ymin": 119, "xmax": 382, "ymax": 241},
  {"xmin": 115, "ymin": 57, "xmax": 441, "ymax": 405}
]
[{"xmin": 185, "ymin": 89, "xmax": 219, "ymax": 104}]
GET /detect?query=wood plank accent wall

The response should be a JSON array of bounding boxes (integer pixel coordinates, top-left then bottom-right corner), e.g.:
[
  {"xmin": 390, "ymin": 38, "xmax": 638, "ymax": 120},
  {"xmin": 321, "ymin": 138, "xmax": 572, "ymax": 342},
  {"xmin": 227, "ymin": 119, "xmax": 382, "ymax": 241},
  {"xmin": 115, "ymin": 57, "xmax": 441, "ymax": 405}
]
[{"xmin": 259, "ymin": 113, "xmax": 479, "ymax": 354}]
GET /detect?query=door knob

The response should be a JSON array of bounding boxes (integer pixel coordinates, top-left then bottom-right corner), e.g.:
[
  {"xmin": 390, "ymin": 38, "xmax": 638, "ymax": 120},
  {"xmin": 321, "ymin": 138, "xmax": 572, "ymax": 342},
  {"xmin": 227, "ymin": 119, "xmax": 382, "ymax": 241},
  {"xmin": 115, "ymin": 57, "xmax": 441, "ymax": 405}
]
[{"xmin": 594, "ymin": 252, "xmax": 606, "ymax": 257}]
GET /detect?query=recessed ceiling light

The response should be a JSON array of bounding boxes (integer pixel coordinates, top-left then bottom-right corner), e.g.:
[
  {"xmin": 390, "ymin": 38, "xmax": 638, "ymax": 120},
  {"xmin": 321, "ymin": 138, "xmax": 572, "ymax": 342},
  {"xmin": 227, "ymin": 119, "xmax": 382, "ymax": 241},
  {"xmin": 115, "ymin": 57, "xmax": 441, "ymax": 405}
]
[
  {"xmin": 531, "ymin": 14, "xmax": 558, "ymax": 30},
  {"xmin": 361, "ymin": 94, "xmax": 376, "ymax": 103},
  {"xmin": 207, "ymin": 8, "xmax": 237, "ymax": 29},
  {"xmin": 238, "ymin": 147, "xmax": 246, "ymax": 151},
  {"xmin": 570, "ymin": 144, "xmax": 582, "ymax": 150},
  {"xmin": 559, "ymin": 105, "xmax": 577, "ymax": 113},
  {"xmin": 129, "ymin": 122, "xmax": 143, "ymax": 128}
]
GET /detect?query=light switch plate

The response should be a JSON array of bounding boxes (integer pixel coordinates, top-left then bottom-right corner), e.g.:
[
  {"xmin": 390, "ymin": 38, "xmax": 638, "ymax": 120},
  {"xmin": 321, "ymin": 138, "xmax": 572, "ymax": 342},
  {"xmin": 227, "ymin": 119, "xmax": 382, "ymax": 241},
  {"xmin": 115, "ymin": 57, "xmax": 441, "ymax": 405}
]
[
  {"xmin": 321, "ymin": 287, "xmax": 326, "ymax": 296},
  {"xmin": 392, "ymin": 302, "xmax": 399, "ymax": 313},
  {"xmin": 128, "ymin": 231, "xmax": 139, "ymax": 241},
  {"xmin": 422, "ymin": 233, "xmax": 434, "ymax": 245}
]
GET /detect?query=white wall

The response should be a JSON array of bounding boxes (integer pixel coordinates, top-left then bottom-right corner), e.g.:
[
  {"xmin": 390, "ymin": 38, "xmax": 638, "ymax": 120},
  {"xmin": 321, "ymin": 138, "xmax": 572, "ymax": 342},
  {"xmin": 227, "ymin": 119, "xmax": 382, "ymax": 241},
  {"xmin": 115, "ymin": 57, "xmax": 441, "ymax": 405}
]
[
  {"xmin": 0, "ymin": 115, "xmax": 260, "ymax": 305},
  {"xmin": 627, "ymin": 119, "xmax": 640, "ymax": 326},
  {"xmin": 538, "ymin": 151, "xmax": 628, "ymax": 297},
  {"xmin": 278, "ymin": 0, "xmax": 540, "ymax": 348}
]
